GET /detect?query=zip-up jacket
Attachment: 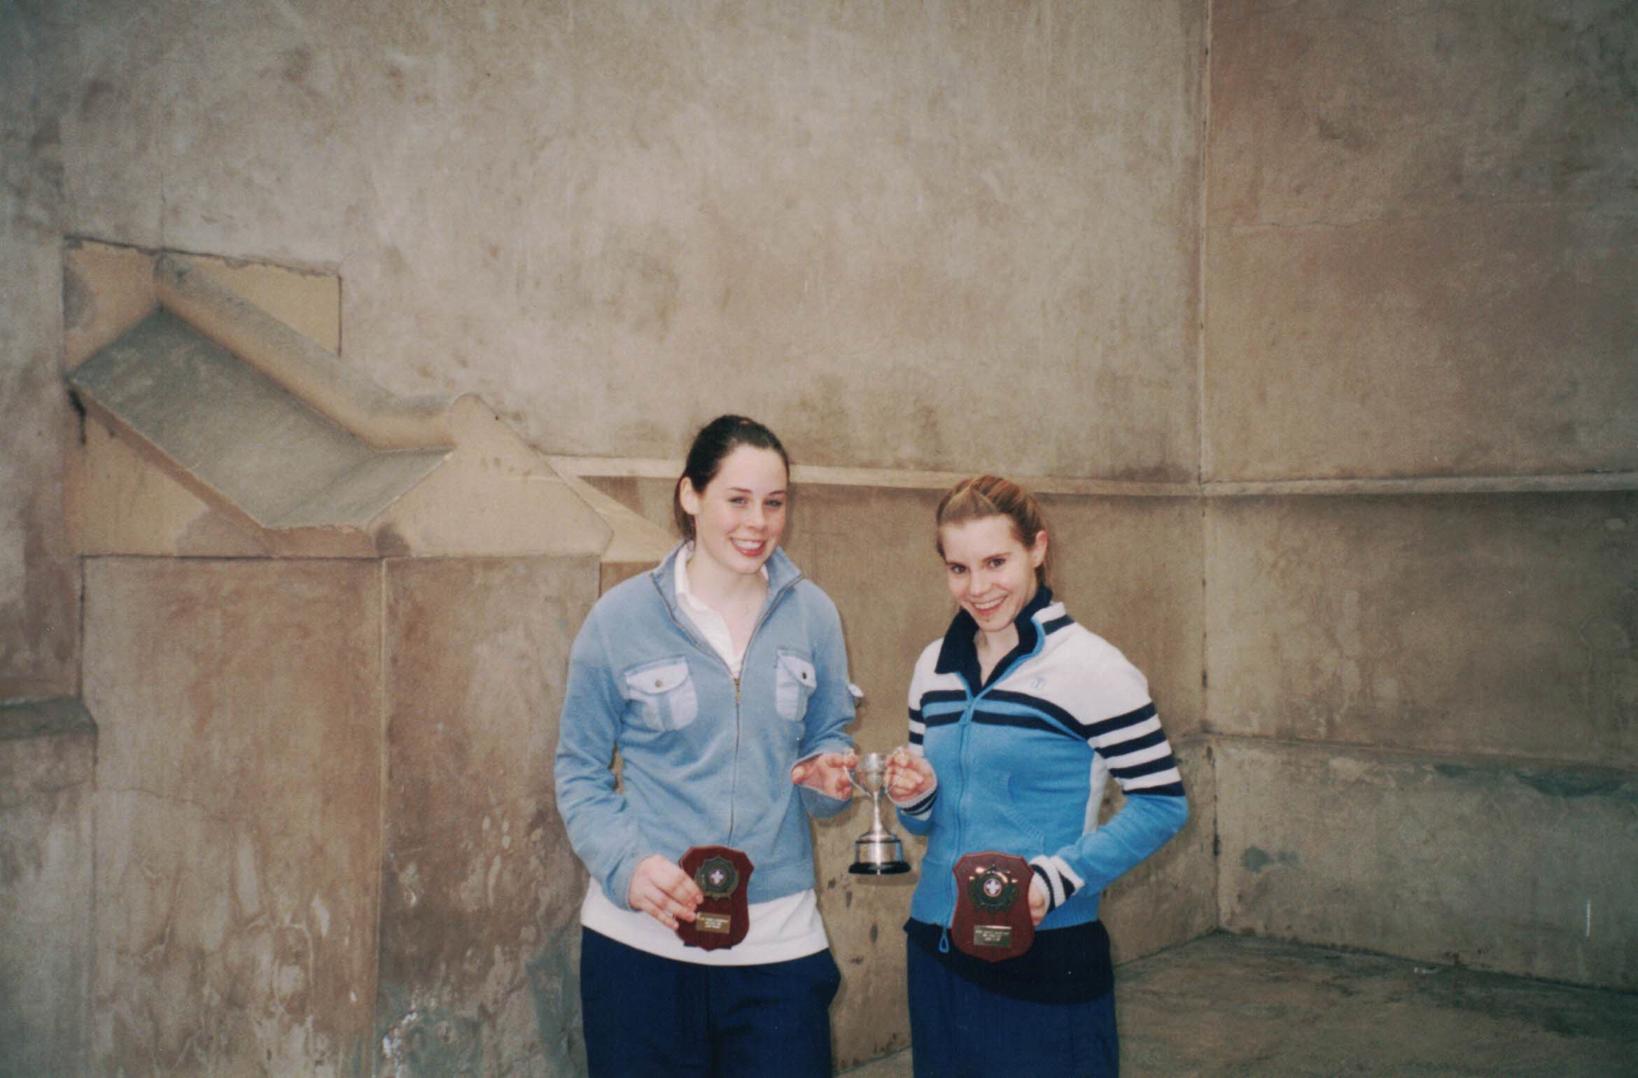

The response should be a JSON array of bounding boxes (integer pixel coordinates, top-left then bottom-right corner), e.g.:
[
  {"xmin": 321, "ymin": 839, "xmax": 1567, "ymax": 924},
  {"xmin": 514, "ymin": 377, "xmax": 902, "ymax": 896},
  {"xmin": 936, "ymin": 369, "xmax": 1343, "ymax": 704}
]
[
  {"xmin": 555, "ymin": 544, "xmax": 855, "ymax": 912},
  {"xmin": 898, "ymin": 588, "xmax": 1187, "ymax": 935}
]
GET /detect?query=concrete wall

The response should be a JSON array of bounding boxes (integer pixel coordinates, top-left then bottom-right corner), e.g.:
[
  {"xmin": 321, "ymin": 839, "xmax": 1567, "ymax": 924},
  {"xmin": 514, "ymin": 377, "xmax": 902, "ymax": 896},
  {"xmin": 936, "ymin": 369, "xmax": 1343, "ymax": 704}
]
[
  {"xmin": 50, "ymin": 0, "xmax": 1202, "ymax": 480},
  {"xmin": 10, "ymin": 0, "xmax": 1634, "ymax": 1072},
  {"xmin": 84, "ymin": 558, "xmax": 385, "ymax": 1074},
  {"xmin": 1216, "ymin": 739, "xmax": 1637, "ymax": 990},
  {"xmin": 1205, "ymin": 0, "xmax": 1638, "ymax": 481},
  {"xmin": 378, "ymin": 556, "xmax": 599, "ymax": 1076},
  {"xmin": 0, "ymin": 700, "xmax": 95, "ymax": 1078},
  {"xmin": 1208, "ymin": 495, "xmax": 1637, "ymax": 766},
  {"xmin": 1204, "ymin": 0, "xmax": 1638, "ymax": 988},
  {"xmin": 1, "ymin": 0, "xmax": 78, "ymax": 701},
  {"xmin": 4, "ymin": 3, "xmax": 1208, "ymax": 1065}
]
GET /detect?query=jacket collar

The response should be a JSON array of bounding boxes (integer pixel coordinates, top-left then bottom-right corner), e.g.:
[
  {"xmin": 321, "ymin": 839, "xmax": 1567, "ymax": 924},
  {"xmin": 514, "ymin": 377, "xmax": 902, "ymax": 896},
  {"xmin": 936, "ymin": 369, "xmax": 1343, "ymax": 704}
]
[
  {"xmin": 935, "ymin": 584, "xmax": 1058, "ymax": 690},
  {"xmin": 650, "ymin": 541, "xmax": 803, "ymax": 621}
]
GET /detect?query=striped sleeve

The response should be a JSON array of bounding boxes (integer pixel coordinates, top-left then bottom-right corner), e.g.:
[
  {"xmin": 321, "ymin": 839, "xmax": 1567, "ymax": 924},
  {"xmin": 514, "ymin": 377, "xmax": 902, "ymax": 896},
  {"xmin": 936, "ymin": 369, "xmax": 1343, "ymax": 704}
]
[
  {"xmin": 1031, "ymin": 659, "xmax": 1187, "ymax": 911},
  {"xmin": 1089, "ymin": 702, "xmax": 1185, "ymax": 798},
  {"xmin": 907, "ymin": 702, "xmax": 927, "ymax": 751}
]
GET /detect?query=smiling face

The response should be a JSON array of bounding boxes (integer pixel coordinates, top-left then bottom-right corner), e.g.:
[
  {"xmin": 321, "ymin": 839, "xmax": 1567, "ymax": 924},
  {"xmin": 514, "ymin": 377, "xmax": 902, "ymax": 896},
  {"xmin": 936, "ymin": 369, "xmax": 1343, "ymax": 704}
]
[
  {"xmin": 679, "ymin": 445, "xmax": 789, "ymax": 580},
  {"xmin": 938, "ymin": 514, "xmax": 1047, "ymax": 639}
]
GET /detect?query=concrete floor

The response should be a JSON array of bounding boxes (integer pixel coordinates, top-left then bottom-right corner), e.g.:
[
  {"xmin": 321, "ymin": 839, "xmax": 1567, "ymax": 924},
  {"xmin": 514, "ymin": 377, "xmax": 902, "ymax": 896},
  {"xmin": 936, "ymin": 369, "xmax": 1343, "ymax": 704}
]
[{"xmin": 840, "ymin": 933, "xmax": 1638, "ymax": 1077}]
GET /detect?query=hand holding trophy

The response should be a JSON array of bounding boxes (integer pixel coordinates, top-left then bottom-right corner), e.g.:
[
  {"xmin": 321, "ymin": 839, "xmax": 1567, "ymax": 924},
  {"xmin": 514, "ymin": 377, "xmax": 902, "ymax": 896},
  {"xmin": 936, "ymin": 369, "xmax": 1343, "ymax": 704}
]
[{"xmin": 883, "ymin": 745, "xmax": 936, "ymax": 804}]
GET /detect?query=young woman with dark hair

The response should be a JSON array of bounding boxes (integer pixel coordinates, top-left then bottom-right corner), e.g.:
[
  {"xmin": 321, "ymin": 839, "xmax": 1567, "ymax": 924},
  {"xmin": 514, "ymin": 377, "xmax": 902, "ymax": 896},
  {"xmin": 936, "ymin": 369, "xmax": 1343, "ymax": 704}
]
[
  {"xmin": 885, "ymin": 474, "xmax": 1188, "ymax": 1076},
  {"xmin": 555, "ymin": 415, "xmax": 857, "ymax": 1077}
]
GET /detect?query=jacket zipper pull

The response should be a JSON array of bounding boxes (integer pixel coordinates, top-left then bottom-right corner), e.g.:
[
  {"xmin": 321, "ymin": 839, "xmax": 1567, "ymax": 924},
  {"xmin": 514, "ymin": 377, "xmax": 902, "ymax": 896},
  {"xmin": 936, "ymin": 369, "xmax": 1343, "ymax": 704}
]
[{"xmin": 938, "ymin": 926, "xmax": 951, "ymax": 955}]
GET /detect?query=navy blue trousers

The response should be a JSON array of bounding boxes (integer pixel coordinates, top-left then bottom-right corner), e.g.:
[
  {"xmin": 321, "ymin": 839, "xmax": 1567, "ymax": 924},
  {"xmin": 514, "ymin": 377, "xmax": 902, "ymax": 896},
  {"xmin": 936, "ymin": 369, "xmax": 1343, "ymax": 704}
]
[
  {"xmin": 906, "ymin": 939, "xmax": 1119, "ymax": 1077},
  {"xmin": 580, "ymin": 928, "xmax": 840, "ymax": 1078}
]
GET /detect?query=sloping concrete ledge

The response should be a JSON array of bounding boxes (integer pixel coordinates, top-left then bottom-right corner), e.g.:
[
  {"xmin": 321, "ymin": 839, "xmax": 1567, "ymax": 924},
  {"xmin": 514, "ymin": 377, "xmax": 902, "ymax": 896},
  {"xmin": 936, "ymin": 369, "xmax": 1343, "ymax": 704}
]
[
  {"xmin": 70, "ymin": 310, "xmax": 450, "ymax": 533},
  {"xmin": 63, "ymin": 241, "xmax": 660, "ymax": 564},
  {"xmin": 154, "ymin": 254, "xmax": 451, "ymax": 451}
]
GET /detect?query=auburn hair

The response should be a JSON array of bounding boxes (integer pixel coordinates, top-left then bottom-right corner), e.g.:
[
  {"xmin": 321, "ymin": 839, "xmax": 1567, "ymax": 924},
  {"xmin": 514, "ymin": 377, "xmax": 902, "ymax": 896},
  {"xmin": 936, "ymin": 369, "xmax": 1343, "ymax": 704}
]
[{"xmin": 934, "ymin": 474, "xmax": 1051, "ymax": 588}]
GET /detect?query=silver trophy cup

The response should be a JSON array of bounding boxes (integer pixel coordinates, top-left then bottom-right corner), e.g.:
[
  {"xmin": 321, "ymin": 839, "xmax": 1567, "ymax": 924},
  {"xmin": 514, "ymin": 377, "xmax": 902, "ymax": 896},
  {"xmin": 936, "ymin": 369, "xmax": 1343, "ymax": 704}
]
[{"xmin": 848, "ymin": 751, "xmax": 911, "ymax": 875}]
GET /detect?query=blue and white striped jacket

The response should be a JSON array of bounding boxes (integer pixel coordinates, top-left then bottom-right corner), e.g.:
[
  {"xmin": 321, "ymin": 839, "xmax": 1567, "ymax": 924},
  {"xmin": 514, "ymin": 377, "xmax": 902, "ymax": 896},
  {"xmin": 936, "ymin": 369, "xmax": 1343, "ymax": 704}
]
[{"xmin": 898, "ymin": 588, "xmax": 1188, "ymax": 931}]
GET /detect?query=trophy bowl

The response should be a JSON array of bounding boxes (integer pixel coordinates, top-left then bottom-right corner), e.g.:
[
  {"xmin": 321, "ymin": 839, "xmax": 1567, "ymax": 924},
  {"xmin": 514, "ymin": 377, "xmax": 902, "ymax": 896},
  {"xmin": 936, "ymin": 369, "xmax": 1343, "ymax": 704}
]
[{"xmin": 848, "ymin": 751, "xmax": 911, "ymax": 876}]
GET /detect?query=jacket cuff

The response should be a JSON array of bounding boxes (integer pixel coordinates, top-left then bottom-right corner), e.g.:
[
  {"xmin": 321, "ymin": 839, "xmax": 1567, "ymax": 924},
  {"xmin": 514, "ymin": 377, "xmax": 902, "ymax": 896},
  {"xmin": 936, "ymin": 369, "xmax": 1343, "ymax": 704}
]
[
  {"xmin": 605, "ymin": 852, "xmax": 647, "ymax": 912},
  {"xmin": 888, "ymin": 773, "xmax": 937, "ymax": 817},
  {"xmin": 1028, "ymin": 854, "xmax": 1084, "ymax": 913}
]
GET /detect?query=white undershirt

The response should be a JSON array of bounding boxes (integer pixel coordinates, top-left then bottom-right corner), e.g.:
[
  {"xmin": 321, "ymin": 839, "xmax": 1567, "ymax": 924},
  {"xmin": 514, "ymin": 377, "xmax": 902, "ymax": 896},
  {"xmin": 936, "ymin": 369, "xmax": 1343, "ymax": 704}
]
[{"xmin": 579, "ymin": 545, "xmax": 829, "ymax": 965}]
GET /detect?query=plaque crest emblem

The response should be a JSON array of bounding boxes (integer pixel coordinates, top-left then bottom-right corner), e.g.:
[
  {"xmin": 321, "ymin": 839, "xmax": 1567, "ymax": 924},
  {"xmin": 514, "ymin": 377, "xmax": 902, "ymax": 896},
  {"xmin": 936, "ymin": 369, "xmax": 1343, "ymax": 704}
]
[
  {"xmin": 695, "ymin": 855, "xmax": 739, "ymax": 899},
  {"xmin": 970, "ymin": 867, "xmax": 1017, "ymax": 912}
]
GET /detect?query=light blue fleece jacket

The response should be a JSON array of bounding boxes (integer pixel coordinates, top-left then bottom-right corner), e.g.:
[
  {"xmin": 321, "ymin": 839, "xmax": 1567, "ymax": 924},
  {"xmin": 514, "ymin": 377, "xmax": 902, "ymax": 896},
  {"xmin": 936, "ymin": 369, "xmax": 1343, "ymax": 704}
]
[{"xmin": 555, "ymin": 544, "xmax": 855, "ymax": 911}]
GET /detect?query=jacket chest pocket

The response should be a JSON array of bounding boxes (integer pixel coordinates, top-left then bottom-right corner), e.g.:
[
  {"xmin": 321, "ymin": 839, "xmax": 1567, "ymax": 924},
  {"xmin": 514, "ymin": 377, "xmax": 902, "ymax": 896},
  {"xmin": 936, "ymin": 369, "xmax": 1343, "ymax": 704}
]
[
  {"xmin": 623, "ymin": 658, "xmax": 700, "ymax": 732},
  {"xmin": 773, "ymin": 650, "xmax": 818, "ymax": 721}
]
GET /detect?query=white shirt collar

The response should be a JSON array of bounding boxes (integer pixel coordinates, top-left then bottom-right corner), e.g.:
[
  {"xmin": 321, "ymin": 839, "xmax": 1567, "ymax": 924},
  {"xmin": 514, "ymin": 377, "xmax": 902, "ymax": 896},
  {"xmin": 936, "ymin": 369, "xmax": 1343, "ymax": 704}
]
[
  {"xmin": 674, "ymin": 543, "xmax": 767, "ymax": 678},
  {"xmin": 674, "ymin": 541, "xmax": 767, "ymax": 614}
]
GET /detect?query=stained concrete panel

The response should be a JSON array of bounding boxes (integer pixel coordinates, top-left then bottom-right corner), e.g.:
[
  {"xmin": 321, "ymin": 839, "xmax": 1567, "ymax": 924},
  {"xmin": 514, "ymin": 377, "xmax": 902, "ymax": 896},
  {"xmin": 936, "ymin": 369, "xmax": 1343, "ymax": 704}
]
[
  {"xmin": 324, "ymin": 0, "xmax": 1203, "ymax": 478},
  {"xmin": 1210, "ymin": 1, "xmax": 1638, "ymax": 225},
  {"xmin": 1204, "ymin": 209, "xmax": 1638, "ymax": 480},
  {"xmin": 62, "ymin": 239, "xmax": 157, "ymax": 371},
  {"xmin": 1206, "ymin": 493, "xmax": 1638, "ymax": 767},
  {"xmin": 1215, "ymin": 738, "xmax": 1638, "ymax": 990},
  {"xmin": 51, "ymin": 0, "xmax": 1202, "ymax": 473},
  {"xmin": 1040, "ymin": 494, "xmax": 1205, "ymax": 737},
  {"xmin": 0, "ymin": 700, "xmax": 95, "ymax": 1078},
  {"xmin": 59, "ymin": 0, "xmax": 355, "ymax": 261},
  {"xmin": 67, "ymin": 416, "xmax": 283, "ymax": 558},
  {"xmin": 1, "ymin": 0, "xmax": 78, "ymax": 701},
  {"xmin": 84, "ymin": 558, "xmax": 383, "ymax": 1074},
  {"xmin": 379, "ymin": 556, "xmax": 600, "ymax": 1077},
  {"xmin": 0, "ymin": 228, "xmax": 80, "ymax": 700},
  {"xmin": 1205, "ymin": 1, "xmax": 1638, "ymax": 479}
]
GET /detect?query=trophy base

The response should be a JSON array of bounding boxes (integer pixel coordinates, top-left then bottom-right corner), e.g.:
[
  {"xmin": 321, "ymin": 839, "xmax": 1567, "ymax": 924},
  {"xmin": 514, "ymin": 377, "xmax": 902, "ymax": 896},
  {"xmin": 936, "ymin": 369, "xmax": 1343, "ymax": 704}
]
[{"xmin": 850, "ymin": 834, "xmax": 911, "ymax": 876}]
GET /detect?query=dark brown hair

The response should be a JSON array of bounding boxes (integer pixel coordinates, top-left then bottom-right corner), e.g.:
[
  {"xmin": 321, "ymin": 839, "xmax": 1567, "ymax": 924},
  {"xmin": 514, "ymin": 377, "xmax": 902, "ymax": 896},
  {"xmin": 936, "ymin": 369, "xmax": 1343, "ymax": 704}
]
[
  {"xmin": 934, "ymin": 475, "xmax": 1051, "ymax": 588},
  {"xmin": 672, "ymin": 415, "xmax": 792, "ymax": 540}
]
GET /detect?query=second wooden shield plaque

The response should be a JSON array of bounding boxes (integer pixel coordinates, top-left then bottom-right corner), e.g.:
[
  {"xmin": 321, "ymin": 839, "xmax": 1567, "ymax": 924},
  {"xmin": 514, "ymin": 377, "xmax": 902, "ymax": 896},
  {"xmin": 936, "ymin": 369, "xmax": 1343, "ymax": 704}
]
[
  {"xmin": 676, "ymin": 845, "xmax": 754, "ymax": 951},
  {"xmin": 950, "ymin": 851, "xmax": 1035, "ymax": 962}
]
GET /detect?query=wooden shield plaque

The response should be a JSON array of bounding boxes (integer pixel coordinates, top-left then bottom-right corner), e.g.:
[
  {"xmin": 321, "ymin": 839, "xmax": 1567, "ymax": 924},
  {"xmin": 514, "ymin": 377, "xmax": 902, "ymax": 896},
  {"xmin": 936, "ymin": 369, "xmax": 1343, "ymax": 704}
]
[
  {"xmin": 676, "ymin": 845, "xmax": 754, "ymax": 951},
  {"xmin": 951, "ymin": 851, "xmax": 1035, "ymax": 962}
]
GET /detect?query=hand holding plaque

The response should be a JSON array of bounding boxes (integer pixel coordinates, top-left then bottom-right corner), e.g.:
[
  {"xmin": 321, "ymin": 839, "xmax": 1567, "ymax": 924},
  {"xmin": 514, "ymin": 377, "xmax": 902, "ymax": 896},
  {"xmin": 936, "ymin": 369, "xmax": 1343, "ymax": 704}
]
[
  {"xmin": 626, "ymin": 854, "xmax": 703, "ymax": 930},
  {"xmin": 951, "ymin": 851, "xmax": 1035, "ymax": 961}
]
